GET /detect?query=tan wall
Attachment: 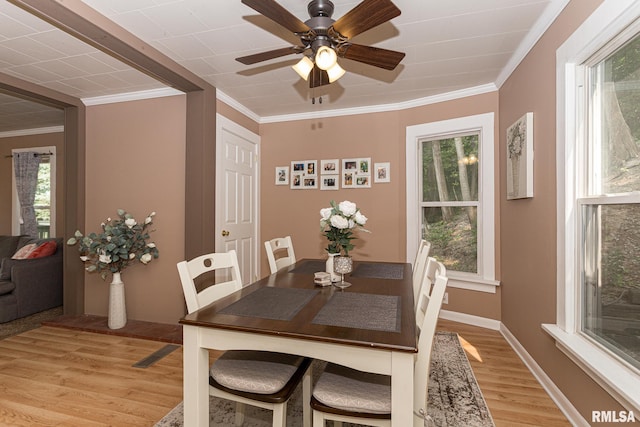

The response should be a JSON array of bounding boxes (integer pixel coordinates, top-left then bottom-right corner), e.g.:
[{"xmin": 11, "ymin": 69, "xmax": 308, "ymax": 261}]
[
  {"xmin": 259, "ymin": 92, "xmax": 501, "ymax": 320},
  {"xmin": 499, "ymin": 0, "xmax": 628, "ymax": 419},
  {"xmin": 0, "ymin": 132, "xmax": 64, "ymax": 236},
  {"xmin": 84, "ymin": 95, "xmax": 187, "ymax": 324}
]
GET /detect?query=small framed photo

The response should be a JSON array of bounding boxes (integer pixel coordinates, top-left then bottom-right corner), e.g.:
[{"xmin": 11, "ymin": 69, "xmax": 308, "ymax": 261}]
[
  {"xmin": 291, "ymin": 160, "xmax": 318, "ymax": 189},
  {"xmin": 342, "ymin": 171, "xmax": 355, "ymax": 188},
  {"xmin": 358, "ymin": 158, "xmax": 370, "ymax": 174},
  {"xmin": 292, "ymin": 161, "xmax": 306, "ymax": 172},
  {"xmin": 303, "ymin": 177, "xmax": 317, "ymax": 189},
  {"xmin": 291, "ymin": 172, "xmax": 303, "ymax": 189},
  {"xmin": 275, "ymin": 166, "xmax": 289, "ymax": 185},
  {"xmin": 356, "ymin": 176, "xmax": 371, "ymax": 188},
  {"xmin": 321, "ymin": 174, "xmax": 339, "ymax": 190},
  {"xmin": 342, "ymin": 157, "xmax": 371, "ymax": 189},
  {"xmin": 321, "ymin": 159, "xmax": 339, "ymax": 174},
  {"xmin": 374, "ymin": 162, "xmax": 390, "ymax": 183},
  {"xmin": 343, "ymin": 159, "xmax": 358, "ymax": 171}
]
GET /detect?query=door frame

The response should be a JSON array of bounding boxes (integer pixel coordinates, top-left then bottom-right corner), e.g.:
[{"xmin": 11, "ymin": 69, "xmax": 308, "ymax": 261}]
[{"xmin": 215, "ymin": 114, "xmax": 261, "ymax": 280}]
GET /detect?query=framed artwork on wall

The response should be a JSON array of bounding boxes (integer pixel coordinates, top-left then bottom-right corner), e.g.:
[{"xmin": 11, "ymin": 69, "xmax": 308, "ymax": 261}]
[
  {"xmin": 374, "ymin": 162, "xmax": 390, "ymax": 183},
  {"xmin": 321, "ymin": 159, "xmax": 339, "ymax": 174},
  {"xmin": 506, "ymin": 113, "xmax": 533, "ymax": 200},
  {"xmin": 321, "ymin": 174, "xmax": 339, "ymax": 190},
  {"xmin": 342, "ymin": 157, "xmax": 371, "ymax": 188},
  {"xmin": 291, "ymin": 160, "xmax": 317, "ymax": 190},
  {"xmin": 275, "ymin": 166, "xmax": 289, "ymax": 185}
]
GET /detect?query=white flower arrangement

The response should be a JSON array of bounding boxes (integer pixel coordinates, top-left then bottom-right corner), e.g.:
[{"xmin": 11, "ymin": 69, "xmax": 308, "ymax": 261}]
[
  {"xmin": 67, "ymin": 209, "xmax": 159, "ymax": 280},
  {"xmin": 320, "ymin": 200, "xmax": 368, "ymax": 256}
]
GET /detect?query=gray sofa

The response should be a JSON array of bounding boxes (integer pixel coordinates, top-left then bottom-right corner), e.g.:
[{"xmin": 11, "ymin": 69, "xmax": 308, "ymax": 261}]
[{"xmin": 0, "ymin": 235, "xmax": 63, "ymax": 323}]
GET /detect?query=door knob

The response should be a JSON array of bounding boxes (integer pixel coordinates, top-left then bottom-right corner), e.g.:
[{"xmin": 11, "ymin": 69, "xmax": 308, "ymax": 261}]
[{"xmin": 221, "ymin": 230, "xmax": 230, "ymax": 237}]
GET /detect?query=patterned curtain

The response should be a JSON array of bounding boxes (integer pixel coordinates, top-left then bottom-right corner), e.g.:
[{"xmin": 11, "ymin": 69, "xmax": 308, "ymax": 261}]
[{"xmin": 14, "ymin": 152, "xmax": 42, "ymax": 237}]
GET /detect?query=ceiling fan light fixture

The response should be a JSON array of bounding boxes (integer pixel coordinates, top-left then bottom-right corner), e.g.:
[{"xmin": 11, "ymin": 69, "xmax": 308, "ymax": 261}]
[
  {"xmin": 326, "ymin": 62, "xmax": 345, "ymax": 83},
  {"xmin": 315, "ymin": 45, "xmax": 337, "ymax": 70},
  {"xmin": 292, "ymin": 56, "xmax": 314, "ymax": 80}
]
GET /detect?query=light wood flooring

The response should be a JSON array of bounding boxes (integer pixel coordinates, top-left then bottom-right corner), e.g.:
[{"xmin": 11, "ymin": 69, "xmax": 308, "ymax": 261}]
[{"xmin": 0, "ymin": 319, "xmax": 571, "ymax": 426}]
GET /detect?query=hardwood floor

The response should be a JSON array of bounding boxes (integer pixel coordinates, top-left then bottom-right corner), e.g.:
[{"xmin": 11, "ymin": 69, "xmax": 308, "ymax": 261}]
[
  {"xmin": 0, "ymin": 319, "xmax": 571, "ymax": 426},
  {"xmin": 437, "ymin": 319, "xmax": 571, "ymax": 427}
]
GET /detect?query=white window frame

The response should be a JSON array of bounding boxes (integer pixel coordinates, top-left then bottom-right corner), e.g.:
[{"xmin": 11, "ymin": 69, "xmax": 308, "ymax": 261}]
[
  {"xmin": 542, "ymin": 0, "xmax": 640, "ymax": 412},
  {"xmin": 406, "ymin": 113, "xmax": 498, "ymax": 293},
  {"xmin": 11, "ymin": 146, "xmax": 56, "ymax": 237}
]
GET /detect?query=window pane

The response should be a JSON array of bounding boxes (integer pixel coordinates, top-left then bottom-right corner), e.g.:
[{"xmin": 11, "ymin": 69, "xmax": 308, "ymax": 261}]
[
  {"xmin": 422, "ymin": 206, "xmax": 477, "ymax": 273},
  {"xmin": 582, "ymin": 203, "xmax": 640, "ymax": 369},
  {"xmin": 35, "ymin": 160, "xmax": 51, "ymax": 239},
  {"xmin": 422, "ymin": 135, "xmax": 478, "ymax": 203},
  {"xmin": 591, "ymin": 34, "xmax": 640, "ymax": 195}
]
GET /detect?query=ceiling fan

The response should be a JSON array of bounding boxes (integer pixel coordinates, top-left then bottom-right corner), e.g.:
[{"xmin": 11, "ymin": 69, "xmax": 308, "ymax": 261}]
[{"xmin": 236, "ymin": 0, "xmax": 405, "ymax": 88}]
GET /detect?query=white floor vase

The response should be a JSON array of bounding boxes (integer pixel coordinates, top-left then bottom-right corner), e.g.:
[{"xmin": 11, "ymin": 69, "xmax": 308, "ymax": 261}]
[{"xmin": 108, "ymin": 272, "xmax": 127, "ymax": 329}]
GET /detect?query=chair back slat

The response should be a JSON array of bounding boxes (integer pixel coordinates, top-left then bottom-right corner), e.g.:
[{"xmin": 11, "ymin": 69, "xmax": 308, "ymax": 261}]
[
  {"xmin": 415, "ymin": 257, "xmax": 446, "ymax": 330},
  {"xmin": 412, "ymin": 240, "xmax": 431, "ymax": 306},
  {"xmin": 177, "ymin": 250, "xmax": 242, "ymax": 314},
  {"xmin": 264, "ymin": 236, "xmax": 296, "ymax": 274},
  {"xmin": 413, "ymin": 272, "xmax": 448, "ymax": 420}
]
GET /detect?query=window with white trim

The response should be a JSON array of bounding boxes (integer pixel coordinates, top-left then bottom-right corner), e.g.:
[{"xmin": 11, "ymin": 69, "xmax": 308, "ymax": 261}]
[
  {"xmin": 406, "ymin": 113, "xmax": 497, "ymax": 292},
  {"xmin": 544, "ymin": 0, "xmax": 640, "ymax": 412},
  {"xmin": 420, "ymin": 133, "xmax": 479, "ymax": 274},
  {"xmin": 12, "ymin": 146, "xmax": 56, "ymax": 238}
]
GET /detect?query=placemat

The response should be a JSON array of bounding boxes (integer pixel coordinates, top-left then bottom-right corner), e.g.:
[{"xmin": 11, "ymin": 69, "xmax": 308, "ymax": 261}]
[
  {"xmin": 289, "ymin": 260, "xmax": 326, "ymax": 275},
  {"xmin": 312, "ymin": 292, "xmax": 401, "ymax": 332},
  {"xmin": 350, "ymin": 262, "xmax": 404, "ymax": 279},
  {"xmin": 219, "ymin": 287, "xmax": 318, "ymax": 321}
]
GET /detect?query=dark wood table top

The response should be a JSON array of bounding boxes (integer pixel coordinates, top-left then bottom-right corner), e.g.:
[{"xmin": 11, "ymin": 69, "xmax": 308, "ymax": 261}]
[{"xmin": 180, "ymin": 259, "xmax": 417, "ymax": 353}]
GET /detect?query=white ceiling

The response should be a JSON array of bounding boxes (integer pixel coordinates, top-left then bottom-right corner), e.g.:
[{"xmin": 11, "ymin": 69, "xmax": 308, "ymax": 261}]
[{"xmin": 0, "ymin": 0, "xmax": 566, "ymax": 132}]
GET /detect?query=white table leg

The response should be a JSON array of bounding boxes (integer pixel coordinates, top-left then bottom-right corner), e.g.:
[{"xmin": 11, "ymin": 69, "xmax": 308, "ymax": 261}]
[
  {"xmin": 183, "ymin": 325, "xmax": 209, "ymax": 427},
  {"xmin": 391, "ymin": 351, "xmax": 415, "ymax": 427}
]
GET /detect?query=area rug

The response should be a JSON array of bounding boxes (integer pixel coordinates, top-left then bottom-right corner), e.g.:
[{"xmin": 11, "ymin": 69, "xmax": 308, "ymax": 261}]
[
  {"xmin": 155, "ymin": 332, "xmax": 494, "ymax": 427},
  {"xmin": 0, "ymin": 306, "xmax": 63, "ymax": 340}
]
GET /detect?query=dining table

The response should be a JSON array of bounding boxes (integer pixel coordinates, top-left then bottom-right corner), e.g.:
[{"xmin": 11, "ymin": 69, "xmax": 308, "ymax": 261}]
[{"xmin": 179, "ymin": 258, "xmax": 418, "ymax": 427}]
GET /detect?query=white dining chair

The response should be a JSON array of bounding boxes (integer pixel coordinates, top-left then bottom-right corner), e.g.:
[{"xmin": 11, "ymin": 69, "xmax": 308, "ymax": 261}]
[
  {"xmin": 412, "ymin": 239, "xmax": 431, "ymax": 307},
  {"xmin": 177, "ymin": 249, "xmax": 312, "ymax": 427},
  {"xmin": 264, "ymin": 235, "xmax": 297, "ymax": 274},
  {"xmin": 310, "ymin": 269, "xmax": 449, "ymax": 427}
]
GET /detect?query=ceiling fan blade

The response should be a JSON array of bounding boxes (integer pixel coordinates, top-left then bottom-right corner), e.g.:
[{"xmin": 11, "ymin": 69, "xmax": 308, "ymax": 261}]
[
  {"xmin": 309, "ymin": 65, "xmax": 330, "ymax": 88},
  {"xmin": 340, "ymin": 43, "xmax": 405, "ymax": 70},
  {"xmin": 241, "ymin": 0, "xmax": 311, "ymax": 34},
  {"xmin": 236, "ymin": 46, "xmax": 305, "ymax": 65},
  {"xmin": 331, "ymin": 0, "xmax": 401, "ymax": 39}
]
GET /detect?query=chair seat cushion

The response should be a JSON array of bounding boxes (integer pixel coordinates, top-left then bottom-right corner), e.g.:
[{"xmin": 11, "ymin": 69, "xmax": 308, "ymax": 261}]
[
  {"xmin": 313, "ymin": 363, "xmax": 391, "ymax": 414},
  {"xmin": 210, "ymin": 350, "xmax": 305, "ymax": 394}
]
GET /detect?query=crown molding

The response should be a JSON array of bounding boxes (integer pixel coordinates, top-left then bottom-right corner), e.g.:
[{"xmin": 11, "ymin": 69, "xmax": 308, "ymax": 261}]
[
  {"xmin": 0, "ymin": 126, "xmax": 64, "ymax": 138},
  {"xmin": 216, "ymin": 90, "xmax": 261, "ymax": 123},
  {"xmin": 82, "ymin": 87, "xmax": 184, "ymax": 106},
  {"xmin": 259, "ymin": 83, "xmax": 498, "ymax": 124},
  {"xmin": 496, "ymin": 0, "xmax": 570, "ymax": 88}
]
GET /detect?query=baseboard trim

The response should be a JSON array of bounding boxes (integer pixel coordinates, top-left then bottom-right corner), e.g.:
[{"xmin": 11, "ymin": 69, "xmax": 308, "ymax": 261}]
[
  {"xmin": 439, "ymin": 309, "xmax": 501, "ymax": 330},
  {"xmin": 500, "ymin": 324, "xmax": 589, "ymax": 427}
]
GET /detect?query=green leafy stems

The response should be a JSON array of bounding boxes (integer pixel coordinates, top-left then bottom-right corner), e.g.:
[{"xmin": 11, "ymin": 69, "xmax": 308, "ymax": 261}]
[{"xmin": 67, "ymin": 209, "xmax": 159, "ymax": 280}]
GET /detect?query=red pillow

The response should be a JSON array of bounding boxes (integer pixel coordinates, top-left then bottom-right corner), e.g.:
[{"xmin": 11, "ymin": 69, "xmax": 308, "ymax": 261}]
[{"xmin": 26, "ymin": 241, "xmax": 58, "ymax": 259}]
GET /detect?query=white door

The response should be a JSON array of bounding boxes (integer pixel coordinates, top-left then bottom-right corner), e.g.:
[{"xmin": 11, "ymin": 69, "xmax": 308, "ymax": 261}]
[{"xmin": 215, "ymin": 114, "xmax": 260, "ymax": 284}]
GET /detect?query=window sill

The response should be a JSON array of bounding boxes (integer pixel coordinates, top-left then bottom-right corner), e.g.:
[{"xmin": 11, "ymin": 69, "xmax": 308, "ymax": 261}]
[
  {"xmin": 542, "ymin": 323, "xmax": 640, "ymax": 412},
  {"xmin": 448, "ymin": 273, "xmax": 500, "ymax": 293}
]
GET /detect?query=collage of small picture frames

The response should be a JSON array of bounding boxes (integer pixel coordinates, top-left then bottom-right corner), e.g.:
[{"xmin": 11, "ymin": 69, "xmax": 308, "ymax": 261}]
[{"xmin": 275, "ymin": 158, "xmax": 390, "ymax": 190}]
